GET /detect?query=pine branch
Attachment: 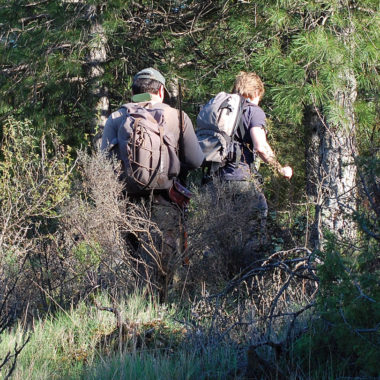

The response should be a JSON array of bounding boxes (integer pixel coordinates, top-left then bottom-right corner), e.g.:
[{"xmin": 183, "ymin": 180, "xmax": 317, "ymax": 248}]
[
  {"xmin": 0, "ymin": 64, "xmax": 30, "ymax": 75},
  {"xmin": 19, "ymin": 14, "xmax": 49, "ymax": 25},
  {"xmin": 22, "ymin": 0, "xmax": 50, "ymax": 7}
]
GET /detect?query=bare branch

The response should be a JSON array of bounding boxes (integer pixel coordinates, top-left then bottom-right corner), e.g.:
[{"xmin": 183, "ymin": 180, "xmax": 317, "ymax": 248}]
[{"xmin": 23, "ymin": 0, "xmax": 50, "ymax": 6}]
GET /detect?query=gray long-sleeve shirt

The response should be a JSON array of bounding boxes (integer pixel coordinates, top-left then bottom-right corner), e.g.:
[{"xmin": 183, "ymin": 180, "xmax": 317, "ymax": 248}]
[{"xmin": 101, "ymin": 100, "xmax": 204, "ymax": 173}]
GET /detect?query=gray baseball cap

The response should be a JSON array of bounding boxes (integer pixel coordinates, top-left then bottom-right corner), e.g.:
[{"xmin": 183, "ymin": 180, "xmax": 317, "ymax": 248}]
[
  {"xmin": 133, "ymin": 67, "xmax": 170, "ymax": 99},
  {"xmin": 133, "ymin": 67, "xmax": 166, "ymax": 86}
]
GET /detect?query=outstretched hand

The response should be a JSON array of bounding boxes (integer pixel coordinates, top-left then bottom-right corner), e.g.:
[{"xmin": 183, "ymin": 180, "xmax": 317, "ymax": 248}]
[{"xmin": 280, "ymin": 166, "xmax": 293, "ymax": 179}]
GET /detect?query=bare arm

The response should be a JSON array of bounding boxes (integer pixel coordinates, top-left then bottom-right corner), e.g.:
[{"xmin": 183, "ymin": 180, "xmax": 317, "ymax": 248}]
[{"xmin": 250, "ymin": 126, "xmax": 293, "ymax": 179}]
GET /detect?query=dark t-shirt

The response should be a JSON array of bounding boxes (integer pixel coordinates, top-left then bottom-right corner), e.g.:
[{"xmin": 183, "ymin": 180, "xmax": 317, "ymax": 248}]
[{"xmin": 220, "ymin": 100, "xmax": 266, "ymax": 181}]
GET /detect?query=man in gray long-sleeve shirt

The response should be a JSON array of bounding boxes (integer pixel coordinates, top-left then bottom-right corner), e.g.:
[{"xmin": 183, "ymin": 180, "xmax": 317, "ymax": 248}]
[
  {"xmin": 101, "ymin": 68, "xmax": 204, "ymax": 177},
  {"xmin": 101, "ymin": 67, "xmax": 204, "ymax": 300}
]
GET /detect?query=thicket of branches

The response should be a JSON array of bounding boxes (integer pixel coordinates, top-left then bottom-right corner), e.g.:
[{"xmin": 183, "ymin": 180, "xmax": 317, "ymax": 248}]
[
  {"xmin": 0, "ymin": 115, "xmax": 378, "ymax": 377},
  {"xmin": 0, "ymin": 0, "xmax": 379, "ymax": 377}
]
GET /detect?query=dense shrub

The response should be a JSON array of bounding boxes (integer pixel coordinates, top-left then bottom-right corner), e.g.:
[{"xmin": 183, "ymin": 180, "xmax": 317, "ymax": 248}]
[
  {"xmin": 293, "ymin": 156, "xmax": 380, "ymax": 377},
  {"xmin": 0, "ymin": 117, "xmax": 73, "ymax": 319}
]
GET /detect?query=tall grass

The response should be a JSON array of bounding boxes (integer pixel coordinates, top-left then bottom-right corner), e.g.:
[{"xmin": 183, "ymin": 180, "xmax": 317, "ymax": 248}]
[
  {"xmin": 0, "ymin": 292, "xmax": 241, "ymax": 380},
  {"xmin": 82, "ymin": 345, "xmax": 240, "ymax": 380},
  {"xmin": 1, "ymin": 295, "xmax": 112, "ymax": 379}
]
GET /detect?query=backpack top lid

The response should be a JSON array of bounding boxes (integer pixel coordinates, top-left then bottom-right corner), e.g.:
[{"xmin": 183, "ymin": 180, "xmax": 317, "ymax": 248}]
[{"xmin": 197, "ymin": 92, "xmax": 244, "ymax": 135}]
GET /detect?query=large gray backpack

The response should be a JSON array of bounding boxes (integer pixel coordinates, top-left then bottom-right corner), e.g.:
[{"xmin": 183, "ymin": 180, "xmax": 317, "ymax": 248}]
[
  {"xmin": 196, "ymin": 92, "xmax": 245, "ymax": 175},
  {"xmin": 115, "ymin": 103, "xmax": 180, "ymax": 194}
]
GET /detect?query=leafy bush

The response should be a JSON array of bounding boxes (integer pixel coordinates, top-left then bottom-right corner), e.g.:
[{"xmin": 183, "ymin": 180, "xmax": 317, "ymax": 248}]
[
  {"xmin": 0, "ymin": 117, "xmax": 73, "ymax": 319},
  {"xmin": 293, "ymin": 155, "xmax": 380, "ymax": 377},
  {"xmin": 294, "ymin": 240, "xmax": 380, "ymax": 376}
]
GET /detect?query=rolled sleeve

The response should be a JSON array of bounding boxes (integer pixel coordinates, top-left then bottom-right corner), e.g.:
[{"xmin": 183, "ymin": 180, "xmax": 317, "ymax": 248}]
[{"xmin": 180, "ymin": 113, "xmax": 204, "ymax": 169}]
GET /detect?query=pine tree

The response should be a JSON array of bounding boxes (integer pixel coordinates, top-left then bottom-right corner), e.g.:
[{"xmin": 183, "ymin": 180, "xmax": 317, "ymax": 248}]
[
  {"xmin": 1, "ymin": 0, "xmax": 378, "ymax": 245},
  {"xmin": 166, "ymin": 0, "xmax": 379, "ymax": 246},
  {"xmin": 0, "ymin": 0, "xmax": 97, "ymax": 146},
  {"xmin": 0, "ymin": 0, "xmax": 220, "ymax": 146}
]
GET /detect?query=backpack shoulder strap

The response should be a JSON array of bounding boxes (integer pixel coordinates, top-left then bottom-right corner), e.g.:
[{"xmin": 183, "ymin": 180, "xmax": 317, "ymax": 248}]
[{"xmin": 233, "ymin": 97, "xmax": 248, "ymax": 142}]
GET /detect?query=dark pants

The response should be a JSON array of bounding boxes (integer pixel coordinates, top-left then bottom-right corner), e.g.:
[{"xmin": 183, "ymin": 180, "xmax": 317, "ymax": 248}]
[
  {"xmin": 203, "ymin": 175, "xmax": 268, "ymax": 268},
  {"xmin": 129, "ymin": 193, "xmax": 185, "ymax": 301}
]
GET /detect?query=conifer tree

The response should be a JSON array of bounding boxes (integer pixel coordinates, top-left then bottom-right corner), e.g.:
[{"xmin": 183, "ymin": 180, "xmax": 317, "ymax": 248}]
[
  {"xmin": 253, "ymin": 0, "xmax": 378, "ymax": 248},
  {"xmin": 0, "ymin": 0, "xmax": 99, "ymax": 146},
  {"xmin": 1, "ymin": 0, "xmax": 377, "ymax": 247},
  {"xmin": 166, "ymin": 0, "xmax": 378, "ymax": 247},
  {"xmin": 0, "ymin": 0, "xmax": 220, "ymax": 146}
]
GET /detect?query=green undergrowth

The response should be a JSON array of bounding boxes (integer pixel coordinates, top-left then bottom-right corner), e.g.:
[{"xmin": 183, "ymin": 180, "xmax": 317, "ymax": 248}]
[
  {"xmin": 0, "ymin": 292, "xmax": 241, "ymax": 380},
  {"xmin": 82, "ymin": 345, "xmax": 240, "ymax": 380},
  {"xmin": 1, "ymin": 279, "xmax": 377, "ymax": 379}
]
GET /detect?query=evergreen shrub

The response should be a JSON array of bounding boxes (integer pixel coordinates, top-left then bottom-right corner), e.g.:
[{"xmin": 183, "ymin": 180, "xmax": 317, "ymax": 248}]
[{"xmin": 293, "ymin": 155, "xmax": 380, "ymax": 377}]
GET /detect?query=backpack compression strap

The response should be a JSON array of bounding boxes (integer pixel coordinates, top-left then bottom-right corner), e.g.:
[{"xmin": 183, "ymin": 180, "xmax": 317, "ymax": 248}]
[{"xmin": 230, "ymin": 97, "xmax": 248, "ymax": 165}]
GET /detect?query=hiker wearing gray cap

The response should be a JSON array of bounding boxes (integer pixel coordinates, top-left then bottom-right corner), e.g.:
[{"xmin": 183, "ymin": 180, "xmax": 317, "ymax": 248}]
[
  {"xmin": 133, "ymin": 67, "xmax": 167, "ymax": 87},
  {"xmin": 101, "ymin": 67, "xmax": 204, "ymax": 301}
]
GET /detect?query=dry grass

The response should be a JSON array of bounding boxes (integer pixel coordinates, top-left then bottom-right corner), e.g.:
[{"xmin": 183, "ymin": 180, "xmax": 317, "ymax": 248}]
[{"xmin": 1, "ymin": 145, "xmax": 320, "ymax": 379}]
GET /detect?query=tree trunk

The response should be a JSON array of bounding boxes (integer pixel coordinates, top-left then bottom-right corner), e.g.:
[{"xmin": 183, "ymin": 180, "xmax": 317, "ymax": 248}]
[
  {"xmin": 86, "ymin": 4, "xmax": 109, "ymax": 149},
  {"xmin": 307, "ymin": 68, "xmax": 357, "ymax": 250}
]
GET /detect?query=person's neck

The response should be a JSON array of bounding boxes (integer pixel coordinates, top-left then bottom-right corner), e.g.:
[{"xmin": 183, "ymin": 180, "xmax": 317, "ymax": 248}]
[
  {"xmin": 149, "ymin": 93, "xmax": 163, "ymax": 105},
  {"xmin": 248, "ymin": 96, "xmax": 260, "ymax": 105}
]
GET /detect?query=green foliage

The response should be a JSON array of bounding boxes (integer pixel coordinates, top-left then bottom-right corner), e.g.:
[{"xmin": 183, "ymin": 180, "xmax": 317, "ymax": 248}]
[
  {"xmin": 0, "ymin": 117, "xmax": 74, "ymax": 319},
  {"xmin": 83, "ymin": 344, "xmax": 239, "ymax": 380},
  {"xmin": 0, "ymin": 1, "xmax": 379, "ymax": 377},
  {"xmin": 0, "ymin": 117, "xmax": 72, "ymax": 219},
  {"xmin": 290, "ymin": 147, "xmax": 379, "ymax": 377},
  {"xmin": 73, "ymin": 241, "xmax": 103, "ymax": 268},
  {"xmin": 356, "ymin": 100, "xmax": 379, "ymax": 152},
  {"xmin": 0, "ymin": 0, "xmax": 93, "ymax": 146},
  {"xmin": 0, "ymin": 292, "xmax": 241, "ymax": 380},
  {"xmin": 1, "ymin": 0, "xmax": 377, "ymax": 164},
  {"xmin": 293, "ymin": 231, "xmax": 380, "ymax": 376}
]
